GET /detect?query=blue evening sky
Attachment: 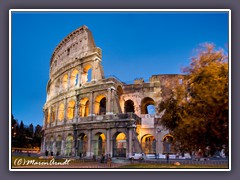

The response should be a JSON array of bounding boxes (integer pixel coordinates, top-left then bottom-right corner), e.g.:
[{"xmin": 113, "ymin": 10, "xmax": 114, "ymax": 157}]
[{"xmin": 11, "ymin": 11, "xmax": 229, "ymax": 127}]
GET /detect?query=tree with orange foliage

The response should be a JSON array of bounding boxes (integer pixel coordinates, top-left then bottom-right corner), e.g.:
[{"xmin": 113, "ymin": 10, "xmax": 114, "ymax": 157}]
[{"xmin": 159, "ymin": 43, "xmax": 229, "ymax": 156}]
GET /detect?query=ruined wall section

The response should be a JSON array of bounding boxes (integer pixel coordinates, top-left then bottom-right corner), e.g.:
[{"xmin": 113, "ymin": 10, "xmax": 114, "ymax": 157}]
[
  {"xmin": 45, "ymin": 25, "xmax": 104, "ymax": 103},
  {"xmin": 150, "ymin": 74, "xmax": 185, "ymax": 101},
  {"xmin": 50, "ymin": 25, "xmax": 96, "ymax": 74},
  {"xmin": 121, "ymin": 78, "xmax": 162, "ymax": 116}
]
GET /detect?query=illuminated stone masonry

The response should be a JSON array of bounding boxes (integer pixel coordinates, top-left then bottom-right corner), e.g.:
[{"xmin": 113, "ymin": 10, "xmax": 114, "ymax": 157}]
[{"xmin": 41, "ymin": 25, "xmax": 183, "ymax": 158}]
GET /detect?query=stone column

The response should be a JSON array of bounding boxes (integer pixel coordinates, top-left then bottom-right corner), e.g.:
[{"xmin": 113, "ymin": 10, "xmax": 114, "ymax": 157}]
[
  {"xmin": 87, "ymin": 129, "xmax": 92, "ymax": 157},
  {"xmin": 73, "ymin": 124, "xmax": 78, "ymax": 156},
  {"xmin": 89, "ymin": 91, "xmax": 94, "ymax": 116},
  {"xmin": 67, "ymin": 71, "xmax": 71, "ymax": 90},
  {"xmin": 106, "ymin": 129, "xmax": 110, "ymax": 155},
  {"xmin": 61, "ymin": 139, "xmax": 65, "ymax": 156},
  {"xmin": 74, "ymin": 97, "xmax": 79, "ymax": 123},
  {"xmin": 64, "ymin": 98, "xmax": 68, "ymax": 124},
  {"xmin": 158, "ymin": 133, "xmax": 164, "ymax": 154},
  {"xmin": 49, "ymin": 107, "xmax": 52, "ymax": 128},
  {"xmin": 106, "ymin": 88, "xmax": 112, "ymax": 115},
  {"xmin": 52, "ymin": 141, "xmax": 56, "ymax": 155},
  {"xmin": 128, "ymin": 128, "xmax": 133, "ymax": 158},
  {"xmin": 91, "ymin": 60, "xmax": 96, "ymax": 82},
  {"xmin": 77, "ymin": 67, "xmax": 82, "ymax": 87},
  {"xmin": 55, "ymin": 103, "xmax": 58, "ymax": 126}
]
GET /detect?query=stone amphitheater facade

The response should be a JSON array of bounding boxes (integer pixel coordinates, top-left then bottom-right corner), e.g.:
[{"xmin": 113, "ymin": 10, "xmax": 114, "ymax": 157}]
[{"xmin": 41, "ymin": 25, "xmax": 183, "ymax": 158}]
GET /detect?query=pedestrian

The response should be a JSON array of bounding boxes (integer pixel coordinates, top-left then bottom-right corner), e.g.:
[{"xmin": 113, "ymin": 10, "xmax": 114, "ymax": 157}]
[
  {"xmin": 45, "ymin": 150, "xmax": 48, "ymax": 156},
  {"xmin": 101, "ymin": 153, "xmax": 105, "ymax": 163},
  {"xmin": 166, "ymin": 153, "xmax": 169, "ymax": 163}
]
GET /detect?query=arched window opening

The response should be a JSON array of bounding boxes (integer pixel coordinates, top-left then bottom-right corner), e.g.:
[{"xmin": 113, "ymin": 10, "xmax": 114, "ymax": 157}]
[
  {"xmin": 67, "ymin": 100, "xmax": 75, "ymax": 120},
  {"xmin": 147, "ymin": 105, "xmax": 156, "ymax": 114},
  {"xmin": 58, "ymin": 103, "xmax": 65, "ymax": 121},
  {"xmin": 67, "ymin": 48, "xmax": 70, "ymax": 56},
  {"xmin": 47, "ymin": 108, "xmax": 51, "ymax": 124},
  {"xmin": 85, "ymin": 101, "xmax": 89, "ymax": 117},
  {"xmin": 99, "ymin": 97, "xmax": 106, "ymax": 115},
  {"xmin": 87, "ymin": 68, "xmax": 92, "ymax": 82},
  {"xmin": 94, "ymin": 95, "xmax": 106, "ymax": 115},
  {"xmin": 93, "ymin": 133, "xmax": 106, "ymax": 156},
  {"xmin": 163, "ymin": 135, "xmax": 174, "ymax": 154},
  {"xmin": 113, "ymin": 132, "xmax": 127, "ymax": 157},
  {"xmin": 82, "ymin": 64, "xmax": 92, "ymax": 84},
  {"xmin": 65, "ymin": 135, "xmax": 73, "ymax": 156},
  {"xmin": 70, "ymin": 69, "xmax": 79, "ymax": 88},
  {"xmin": 56, "ymin": 135, "xmax": 62, "ymax": 156},
  {"xmin": 124, "ymin": 100, "xmax": 135, "ymax": 113},
  {"xmin": 141, "ymin": 97, "xmax": 155, "ymax": 114},
  {"xmin": 141, "ymin": 134, "xmax": 156, "ymax": 154},
  {"xmin": 62, "ymin": 74, "xmax": 68, "ymax": 90},
  {"xmin": 77, "ymin": 133, "xmax": 88, "ymax": 157},
  {"xmin": 79, "ymin": 98, "xmax": 89, "ymax": 117}
]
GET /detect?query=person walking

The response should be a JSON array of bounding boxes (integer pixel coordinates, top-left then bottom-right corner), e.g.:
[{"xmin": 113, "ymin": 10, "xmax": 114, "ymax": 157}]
[{"xmin": 166, "ymin": 153, "xmax": 169, "ymax": 163}]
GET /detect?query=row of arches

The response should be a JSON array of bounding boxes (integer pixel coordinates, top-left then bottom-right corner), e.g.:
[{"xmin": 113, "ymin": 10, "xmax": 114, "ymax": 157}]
[
  {"xmin": 141, "ymin": 134, "xmax": 173, "ymax": 154},
  {"xmin": 45, "ymin": 132, "xmax": 174, "ymax": 157},
  {"xmin": 45, "ymin": 132, "xmax": 127, "ymax": 157},
  {"xmin": 45, "ymin": 96, "xmax": 158, "ymax": 124},
  {"xmin": 48, "ymin": 66, "xmax": 93, "ymax": 98},
  {"xmin": 45, "ymin": 95, "xmax": 107, "ymax": 124},
  {"xmin": 124, "ymin": 97, "xmax": 156, "ymax": 114}
]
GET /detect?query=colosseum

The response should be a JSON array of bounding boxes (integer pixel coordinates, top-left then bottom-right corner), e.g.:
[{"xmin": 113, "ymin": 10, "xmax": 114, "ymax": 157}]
[{"xmin": 41, "ymin": 25, "xmax": 183, "ymax": 159}]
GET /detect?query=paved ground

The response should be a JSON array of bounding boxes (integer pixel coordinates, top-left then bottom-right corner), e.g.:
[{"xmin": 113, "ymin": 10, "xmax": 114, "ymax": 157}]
[{"xmin": 11, "ymin": 153, "xmax": 228, "ymax": 169}]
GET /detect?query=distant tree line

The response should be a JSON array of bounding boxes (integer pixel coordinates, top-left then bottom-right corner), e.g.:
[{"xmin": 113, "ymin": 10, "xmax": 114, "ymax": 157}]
[{"xmin": 11, "ymin": 114, "xmax": 42, "ymax": 148}]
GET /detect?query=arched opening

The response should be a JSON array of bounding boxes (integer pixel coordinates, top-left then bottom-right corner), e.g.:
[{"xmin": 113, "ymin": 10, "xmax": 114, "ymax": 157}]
[
  {"xmin": 47, "ymin": 108, "xmax": 51, "ymax": 124},
  {"xmin": 163, "ymin": 135, "xmax": 174, "ymax": 154},
  {"xmin": 62, "ymin": 74, "xmax": 68, "ymax": 90},
  {"xmin": 141, "ymin": 134, "xmax": 156, "ymax": 154},
  {"xmin": 87, "ymin": 68, "xmax": 92, "ymax": 82},
  {"xmin": 141, "ymin": 97, "xmax": 156, "ymax": 114},
  {"xmin": 58, "ymin": 103, "xmax": 65, "ymax": 121},
  {"xmin": 93, "ymin": 132, "xmax": 106, "ymax": 156},
  {"xmin": 56, "ymin": 135, "xmax": 62, "ymax": 156},
  {"xmin": 79, "ymin": 98, "xmax": 89, "ymax": 117},
  {"xmin": 77, "ymin": 133, "xmax": 88, "ymax": 158},
  {"xmin": 70, "ymin": 69, "xmax": 79, "ymax": 88},
  {"xmin": 112, "ymin": 132, "xmax": 127, "ymax": 157},
  {"xmin": 124, "ymin": 100, "xmax": 135, "ymax": 113},
  {"xmin": 51, "ymin": 106, "xmax": 56, "ymax": 123},
  {"xmin": 67, "ymin": 100, "xmax": 75, "ymax": 120},
  {"xmin": 65, "ymin": 134, "xmax": 73, "ymax": 156},
  {"xmin": 82, "ymin": 64, "xmax": 92, "ymax": 84},
  {"xmin": 94, "ymin": 95, "xmax": 106, "ymax": 115}
]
